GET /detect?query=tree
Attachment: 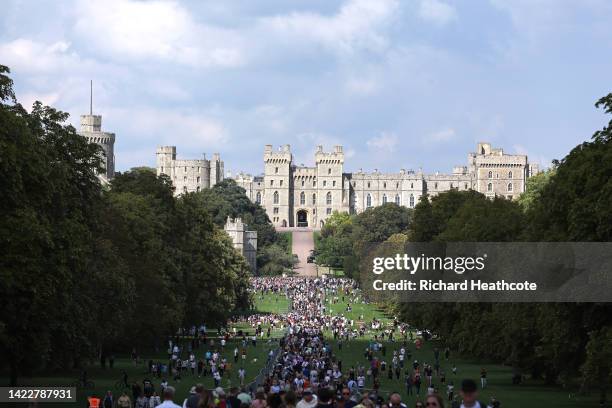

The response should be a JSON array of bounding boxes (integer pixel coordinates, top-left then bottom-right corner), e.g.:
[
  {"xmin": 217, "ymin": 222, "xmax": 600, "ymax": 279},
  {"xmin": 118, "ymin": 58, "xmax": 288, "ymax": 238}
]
[
  {"xmin": 517, "ymin": 169, "xmax": 555, "ymax": 212},
  {"xmin": 0, "ymin": 65, "xmax": 128, "ymax": 383}
]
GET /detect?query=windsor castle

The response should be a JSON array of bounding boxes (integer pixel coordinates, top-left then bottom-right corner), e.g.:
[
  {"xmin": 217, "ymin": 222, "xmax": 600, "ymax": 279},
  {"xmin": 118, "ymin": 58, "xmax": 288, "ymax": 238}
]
[
  {"xmin": 155, "ymin": 142, "xmax": 540, "ymax": 229},
  {"xmin": 77, "ymin": 109, "xmax": 540, "ymax": 230}
]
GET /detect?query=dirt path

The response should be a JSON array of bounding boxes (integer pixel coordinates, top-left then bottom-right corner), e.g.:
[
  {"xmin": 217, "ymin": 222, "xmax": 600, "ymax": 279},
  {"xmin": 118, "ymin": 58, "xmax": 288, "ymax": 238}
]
[{"xmin": 289, "ymin": 228, "xmax": 318, "ymax": 276}]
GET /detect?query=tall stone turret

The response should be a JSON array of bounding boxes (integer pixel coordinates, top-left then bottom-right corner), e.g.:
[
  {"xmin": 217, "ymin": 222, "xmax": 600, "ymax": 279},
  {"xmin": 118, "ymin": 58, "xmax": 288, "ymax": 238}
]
[{"xmin": 79, "ymin": 113, "xmax": 116, "ymax": 182}]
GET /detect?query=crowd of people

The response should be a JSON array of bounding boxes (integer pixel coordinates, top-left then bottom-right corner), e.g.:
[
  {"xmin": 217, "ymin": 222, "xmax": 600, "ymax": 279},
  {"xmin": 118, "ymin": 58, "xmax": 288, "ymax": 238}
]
[{"xmin": 88, "ymin": 277, "xmax": 500, "ymax": 408}]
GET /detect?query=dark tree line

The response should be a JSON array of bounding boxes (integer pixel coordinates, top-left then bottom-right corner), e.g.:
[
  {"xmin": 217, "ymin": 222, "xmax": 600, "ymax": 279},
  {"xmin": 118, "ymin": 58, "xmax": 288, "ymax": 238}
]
[{"xmin": 0, "ymin": 66, "xmax": 251, "ymax": 385}]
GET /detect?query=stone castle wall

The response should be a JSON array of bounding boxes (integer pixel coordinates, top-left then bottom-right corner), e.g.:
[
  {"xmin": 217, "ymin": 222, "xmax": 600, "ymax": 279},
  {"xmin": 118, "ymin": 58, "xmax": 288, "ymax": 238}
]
[
  {"xmin": 156, "ymin": 146, "xmax": 224, "ymax": 195},
  {"xmin": 224, "ymin": 217, "xmax": 257, "ymax": 273},
  {"xmin": 234, "ymin": 142, "xmax": 539, "ymax": 228}
]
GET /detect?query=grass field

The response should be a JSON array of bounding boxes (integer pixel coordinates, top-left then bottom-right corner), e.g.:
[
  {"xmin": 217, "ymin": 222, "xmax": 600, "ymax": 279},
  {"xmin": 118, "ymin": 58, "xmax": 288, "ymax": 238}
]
[
  {"xmin": 321, "ymin": 290, "xmax": 598, "ymax": 407},
  {"xmin": 2, "ymin": 292, "xmax": 600, "ymax": 407},
  {"xmin": 1, "ymin": 296, "xmax": 284, "ymax": 407}
]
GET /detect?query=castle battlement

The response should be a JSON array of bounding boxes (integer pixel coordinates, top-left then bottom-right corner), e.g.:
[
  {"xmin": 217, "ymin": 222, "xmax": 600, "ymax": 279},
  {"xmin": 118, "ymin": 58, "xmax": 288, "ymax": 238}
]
[
  {"xmin": 230, "ymin": 142, "xmax": 539, "ymax": 229},
  {"xmin": 156, "ymin": 146, "xmax": 224, "ymax": 195}
]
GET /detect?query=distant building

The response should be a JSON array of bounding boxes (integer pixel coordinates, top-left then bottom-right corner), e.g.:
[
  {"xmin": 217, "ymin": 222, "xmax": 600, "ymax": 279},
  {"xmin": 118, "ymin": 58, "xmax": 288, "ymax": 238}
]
[
  {"xmin": 156, "ymin": 146, "xmax": 224, "ymax": 195},
  {"xmin": 79, "ymin": 113, "xmax": 115, "ymax": 183},
  {"xmin": 233, "ymin": 142, "xmax": 540, "ymax": 228},
  {"xmin": 224, "ymin": 217, "xmax": 257, "ymax": 273}
]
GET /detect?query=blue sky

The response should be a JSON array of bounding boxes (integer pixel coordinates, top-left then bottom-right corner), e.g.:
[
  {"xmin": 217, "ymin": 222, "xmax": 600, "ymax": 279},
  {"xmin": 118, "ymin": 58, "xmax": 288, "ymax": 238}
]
[{"xmin": 1, "ymin": 0, "xmax": 611, "ymax": 175}]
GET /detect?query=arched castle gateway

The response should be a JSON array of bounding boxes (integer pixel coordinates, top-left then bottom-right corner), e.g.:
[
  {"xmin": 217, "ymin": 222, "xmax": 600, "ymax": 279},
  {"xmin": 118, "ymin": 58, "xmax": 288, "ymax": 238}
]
[
  {"xmin": 232, "ymin": 142, "xmax": 540, "ymax": 229},
  {"xmin": 156, "ymin": 142, "xmax": 539, "ymax": 229}
]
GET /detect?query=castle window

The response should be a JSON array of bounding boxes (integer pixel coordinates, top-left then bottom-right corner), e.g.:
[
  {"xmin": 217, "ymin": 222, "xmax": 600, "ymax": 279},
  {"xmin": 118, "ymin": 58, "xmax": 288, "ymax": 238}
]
[
  {"xmin": 508, "ymin": 171, "xmax": 513, "ymax": 178},
  {"xmin": 395, "ymin": 194, "xmax": 400, "ymax": 205},
  {"xmin": 396, "ymin": 183, "xmax": 399, "ymax": 189},
  {"xmin": 280, "ymin": 180, "xmax": 283, "ymax": 186},
  {"xmin": 488, "ymin": 171, "xmax": 492, "ymax": 178},
  {"xmin": 326, "ymin": 192, "xmax": 332, "ymax": 205},
  {"xmin": 465, "ymin": 183, "xmax": 468, "ymax": 189},
  {"xmin": 183, "ymin": 186, "xmax": 187, "ymax": 193},
  {"xmin": 302, "ymin": 180, "xmax": 305, "ymax": 187},
  {"xmin": 313, "ymin": 209, "xmax": 316, "ymax": 214},
  {"xmin": 160, "ymin": 166, "xmax": 164, "ymax": 173},
  {"xmin": 367, "ymin": 182, "xmax": 371, "ymax": 188},
  {"xmin": 184, "ymin": 167, "xmax": 187, "ymax": 172},
  {"xmin": 366, "ymin": 194, "xmax": 372, "ymax": 208},
  {"xmin": 273, "ymin": 207, "xmax": 279, "ymax": 214},
  {"xmin": 197, "ymin": 176, "xmax": 200, "ymax": 183},
  {"xmin": 328, "ymin": 168, "xmax": 332, "ymax": 175},
  {"xmin": 487, "ymin": 183, "xmax": 493, "ymax": 192},
  {"xmin": 275, "ymin": 167, "xmax": 278, "ymax": 174},
  {"xmin": 434, "ymin": 182, "xmax": 438, "ymax": 189},
  {"xmin": 312, "ymin": 194, "xmax": 316, "ymax": 205},
  {"xmin": 409, "ymin": 194, "xmax": 415, "ymax": 208},
  {"xmin": 273, "ymin": 191, "xmax": 279, "ymax": 204},
  {"xmin": 323, "ymin": 181, "xmax": 327, "ymax": 187},
  {"xmin": 383, "ymin": 182, "xmax": 387, "ymax": 188},
  {"xmin": 450, "ymin": 183, "xmax": 453, "ymax": 189},
  {"xmin": 184, "ymin": 176, "xmax": 187, "ymax": 182},
  {"xmin": 507, "ymin": 183, "xmax": 513, "ymax": 192},
  {"xmin": 196, "ymin": 186, "xmax": 200, "ymax": 192},
  {"xmin": 382, "ymin": 194, "xmax": 387, "ymax": 204},
  {"xmin": 300, "ymin": 192, "xmax": 305, "ymax": 205},
  {"xmin": 333, "ymin": 180, "xmax": 336, "ymax": 187},
  {"xmin": 270, "ymin": 180, "xmax": 273, "ymax": 186},
  {"xmin": 411, "ymin": 183, "xmax": 414, "ymax": 189},
  {"xmin": 256, "ymin": 192, "xmax": 261, "ymax": 204},
  {"xmin": 326, "ymin": 208, "xmax": 332, "ymax": 215},
  {"xmin": 313, "ymin": 181, "xmax": 316, "ymax": 187}
]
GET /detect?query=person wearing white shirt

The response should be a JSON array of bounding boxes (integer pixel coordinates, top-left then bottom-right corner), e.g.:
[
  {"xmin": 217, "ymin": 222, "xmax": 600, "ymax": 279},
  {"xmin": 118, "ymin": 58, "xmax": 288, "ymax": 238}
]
[{"xmin": 157, "ymin": 386, "xmax": 181, "ymax": 408}]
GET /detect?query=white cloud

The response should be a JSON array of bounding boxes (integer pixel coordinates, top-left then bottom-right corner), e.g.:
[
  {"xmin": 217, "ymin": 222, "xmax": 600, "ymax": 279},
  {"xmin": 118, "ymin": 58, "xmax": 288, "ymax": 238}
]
[
  {"xmin": 250, "ymin": 104, "xmax": 288, "ymax": 134},
  {"xmin": 0, "ymin": 39, "xmax": 77, "ymax": 73},
  {"xmin": 366, "ymin": 132, "xmax": 398, "ymax": 151},
  {"xmin": 261, "ymin": 0, "xmax": 399, "ymax": 54},
  {"xmin": 418, "ymin": 0, "xmax": 457, "ymax": 26},
  {"xmin": 428, "ymin": 128, "xmax": 456, "ymax": 143},
  {"xmin": 345, "ymin": 77, "xmax": 379, "ymax": 95},
  {"xmin": 73, "ymin": 0, "xmax": 245, "ymax": 68},
  {"xmin": 110, "ymin": 107, "xmax": 228, "ymax": 151},
  {"xmin": 19, "ymin": 92, "xmax": 60, "ymax": 110}
]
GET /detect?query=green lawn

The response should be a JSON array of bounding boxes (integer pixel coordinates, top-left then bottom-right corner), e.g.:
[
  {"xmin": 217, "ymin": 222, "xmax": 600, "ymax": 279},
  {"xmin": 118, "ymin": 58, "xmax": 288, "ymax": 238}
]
[
  {"xmin": 2, "ymin": 292, "xmax": 600, "ymax": 407},
  {"xmin": 1, "ymin": 296, "xmax": 284, "ymax": 407},
  {"xmin": 321, "ymin": 290, "xmax": 598, "ymax": 407}
]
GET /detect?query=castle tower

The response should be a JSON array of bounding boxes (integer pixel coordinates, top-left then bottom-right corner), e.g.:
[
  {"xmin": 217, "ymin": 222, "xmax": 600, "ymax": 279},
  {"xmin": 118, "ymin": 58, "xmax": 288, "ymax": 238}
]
[
  {"xmin": 79, "ymin": 114, "xmax": 115, "ymax": 182},
  {"xmin": 78, "ymin": 82, "xmax": 116, "ymax": 183},
  {"xmin": 264, "ymin": 144, "xmax": 292, "ymax": 227},
  {"xmin": 224, "ymin": 217, "xmax": 258, "ymax": 273},
  {"xmin": 210, "ymin": 152, "xmax": 224, "ymax": 187},
  {"xmin": 156, "ymin": 146, "xmax": 176, "ymax": 178},
  {"xmin": 315, "ymin": 145, "xmax": 346, "ymax": 228}
]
